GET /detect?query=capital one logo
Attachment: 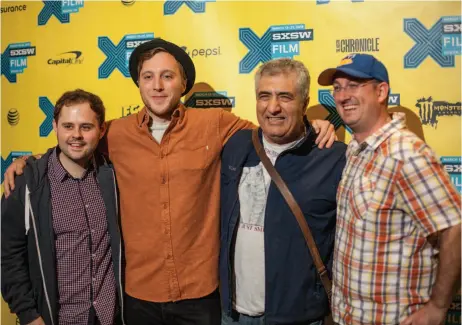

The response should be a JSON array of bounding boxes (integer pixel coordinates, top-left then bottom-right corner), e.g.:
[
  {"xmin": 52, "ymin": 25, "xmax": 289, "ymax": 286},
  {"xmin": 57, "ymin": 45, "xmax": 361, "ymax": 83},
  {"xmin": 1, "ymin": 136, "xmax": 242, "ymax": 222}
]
[
  {"xmin": 1, "ymin": 152, "xmax": 33, "ymax": 183},
  {"xmin": 318, "ymin": 89, "xmax": 400, "ymax": 133},
  {"xmin": 98, "ymin": 33, "xmax": 154, "ymax": 79},
  {"xmin": 38, "ymin": 0, "xmax": 83, "ymax": 26},
  {"xmin": 1, "ymin": 42, "xmax": 36, "ymax": 83},
  {"xmin": 239, "ymin": 24, "xmax": 313, "ymax": 73},
  {"xmin": 39, "ymin": 97, "xmax": 54, "ymax": 137},
  {"xmin": 404, "ymin": 17, "xmax": 458, "ymax": 68},
  {"xmin": 164, "ymin": 0, "xmax": 215, "ymax": 15}
]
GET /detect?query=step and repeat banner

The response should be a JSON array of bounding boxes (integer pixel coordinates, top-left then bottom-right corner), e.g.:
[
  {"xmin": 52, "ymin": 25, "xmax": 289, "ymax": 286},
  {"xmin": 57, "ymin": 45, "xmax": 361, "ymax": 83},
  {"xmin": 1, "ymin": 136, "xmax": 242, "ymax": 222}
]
[{"xmin": 1, "ymin": 1, "xmax": 460, "ymax": 324}]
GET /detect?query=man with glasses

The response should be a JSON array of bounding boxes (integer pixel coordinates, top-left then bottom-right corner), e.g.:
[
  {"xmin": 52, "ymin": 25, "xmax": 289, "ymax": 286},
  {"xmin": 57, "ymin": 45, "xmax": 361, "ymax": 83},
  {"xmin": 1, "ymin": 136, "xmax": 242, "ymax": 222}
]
[{"xmin": 318, "ymin": 53, "xmax": 461, "ymax": 325}]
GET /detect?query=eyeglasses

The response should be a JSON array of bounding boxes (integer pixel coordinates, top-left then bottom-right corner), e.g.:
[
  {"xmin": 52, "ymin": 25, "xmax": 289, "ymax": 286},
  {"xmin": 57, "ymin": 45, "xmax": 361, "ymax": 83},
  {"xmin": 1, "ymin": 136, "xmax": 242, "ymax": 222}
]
[{"xmin": 331, "ymin": 80, "xmax": 377, "ymax": 96}]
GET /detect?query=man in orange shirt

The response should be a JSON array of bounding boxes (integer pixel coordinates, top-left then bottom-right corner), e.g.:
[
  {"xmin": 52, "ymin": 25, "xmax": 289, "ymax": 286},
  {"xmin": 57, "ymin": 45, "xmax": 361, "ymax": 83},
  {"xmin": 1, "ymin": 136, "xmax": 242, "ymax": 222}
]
[{"xmin": 3, "ymin": 38, "xmax": 335, "ymax": 325}]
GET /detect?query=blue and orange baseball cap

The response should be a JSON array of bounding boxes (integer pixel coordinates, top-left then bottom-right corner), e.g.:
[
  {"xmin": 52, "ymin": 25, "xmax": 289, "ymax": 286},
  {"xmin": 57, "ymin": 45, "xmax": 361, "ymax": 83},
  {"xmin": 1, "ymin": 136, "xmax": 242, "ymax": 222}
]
[{"xmin": 318, "ymin": 53, "xmax": 389, "ymax": 86}]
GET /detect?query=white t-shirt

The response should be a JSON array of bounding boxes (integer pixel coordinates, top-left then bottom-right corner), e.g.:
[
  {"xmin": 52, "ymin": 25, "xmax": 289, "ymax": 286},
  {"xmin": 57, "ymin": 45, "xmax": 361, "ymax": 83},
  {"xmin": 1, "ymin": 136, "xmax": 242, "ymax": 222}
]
[
  {"xmin": 233, "ymin": 135, "xmax": 301, "ymax": 316},
  {"xmin": 149, "ymin": 120, "xmax": 170, "ymax": 144}
]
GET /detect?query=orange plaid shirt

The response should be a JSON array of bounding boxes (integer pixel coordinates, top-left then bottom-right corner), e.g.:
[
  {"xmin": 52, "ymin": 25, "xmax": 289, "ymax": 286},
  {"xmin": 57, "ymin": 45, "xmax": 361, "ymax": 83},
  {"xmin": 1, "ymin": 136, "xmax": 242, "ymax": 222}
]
[{"xmin": 332, "ymin": 113, "xmax": 461, "ymax": 324}]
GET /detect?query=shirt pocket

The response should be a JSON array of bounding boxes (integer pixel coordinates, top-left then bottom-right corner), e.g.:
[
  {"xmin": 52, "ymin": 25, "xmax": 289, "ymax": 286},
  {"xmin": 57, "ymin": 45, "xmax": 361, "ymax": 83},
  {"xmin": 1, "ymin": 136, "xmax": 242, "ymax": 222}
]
[{"xmin": 348, "ymin": 176, "xmax": 376, "ymax": 221}]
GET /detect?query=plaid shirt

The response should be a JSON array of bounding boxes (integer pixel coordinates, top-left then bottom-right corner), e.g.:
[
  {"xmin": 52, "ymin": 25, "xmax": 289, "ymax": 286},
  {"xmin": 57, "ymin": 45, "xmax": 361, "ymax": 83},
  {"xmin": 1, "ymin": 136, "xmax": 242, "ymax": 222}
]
[
  {"xmin": 332, "ymin": 113, "xmax": 461, "ymax": 325},
  {"xmin": 48, "ymin": 149, "xmax": 117, "ymax": 325}
]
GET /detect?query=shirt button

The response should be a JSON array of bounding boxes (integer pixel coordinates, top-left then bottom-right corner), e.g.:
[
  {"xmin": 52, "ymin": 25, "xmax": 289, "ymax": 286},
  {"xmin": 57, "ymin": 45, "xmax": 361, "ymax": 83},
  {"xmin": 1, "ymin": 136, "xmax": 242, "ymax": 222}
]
[
  {"xmin": 91, "ymin": 229, "xmax": 95, "ymax": 233},
  {"xmin": 161, "ymin": 176, "xmax": 166, "ymax": 184},
  {"xmin": 93, "ymin": 301, "xmax": 97, "ymax": 306},
  {"xmin": 163, "ymin": 203, "xmax": 168, "ymax": 209},
  {"xmin": 92, "ymin": 277, "xmax": 96, "ymax": 282},
  {"xmin": 85, "ymin": 204, "xmax": 89, "ymax": 208},
  {"xmin": 92, "ymin": 254, "xmax": 96, "ymax": 258}
]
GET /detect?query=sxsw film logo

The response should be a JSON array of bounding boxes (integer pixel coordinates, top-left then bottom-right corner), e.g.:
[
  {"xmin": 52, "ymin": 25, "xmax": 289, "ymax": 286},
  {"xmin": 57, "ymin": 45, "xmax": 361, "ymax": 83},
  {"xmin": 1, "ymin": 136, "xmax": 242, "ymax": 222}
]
[
  {"xmin": 181, "ymin": 46, "xmax": 221, "ymax": 59},
  {"xmin": 442, "ymin": 16, "xmax": 461, "ymax": 56},
  {"xmin": 336, "ymin": 38, "xmax": 380, "ymax": 53},
  {"xmin": 318, "ymin": 89, "xmax": 400, "ymax": 133},
  {"xmin": 48, "ymin": 51, "xmax": 83, "ymax": 66},
  {"xmin": 164, "ymin": 0, "xmax": 215, "ymax": 15},
  {"xmin": 38, "ymin": 96, "xmax": 55, "ymax": 137},
  {"xmin": 1, "ymin": 152, "xmax": 32, "ymax": 183},
  {"xmin": 239, "ymin": 24, "xmax": 313, "ymax": 74},
  {"xmin": 185, "ymin": 91, "xmax": 235, "ymax": 109},
  {"xmin": 1, "ymin": 42, "xmax": 36, "ymax": 83},
  {"xmin": 38, "ymin": 0, "xmax": 83, "ymax": 26},
  {"xmin": 98, "ymin": 33, "xmax": 154, "ymax": 79},
  {"xmin": 441, "ymin": 157, "xmax": 461, "ymax": 193},
  {"xmin": 404, "ymin": 16, "xmax": 459, "ymax": 68},
  {"xmin": 416, "ymin": 96, "xmax": 461, "ymax": 128}
]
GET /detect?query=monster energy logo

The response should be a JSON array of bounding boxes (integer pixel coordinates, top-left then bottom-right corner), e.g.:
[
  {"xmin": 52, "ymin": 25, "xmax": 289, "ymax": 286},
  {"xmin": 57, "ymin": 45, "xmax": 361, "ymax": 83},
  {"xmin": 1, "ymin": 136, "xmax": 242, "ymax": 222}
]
[{"xmin": 416, "ymin": 97, "xmax": 461, "ymax": 128}]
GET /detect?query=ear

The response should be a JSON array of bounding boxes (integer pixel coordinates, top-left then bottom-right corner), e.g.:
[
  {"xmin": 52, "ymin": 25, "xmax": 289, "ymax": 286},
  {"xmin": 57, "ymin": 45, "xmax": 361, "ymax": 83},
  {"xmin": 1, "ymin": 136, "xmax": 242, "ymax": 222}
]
[
  {"xmin": 52, "ymin": 119, "xmax": 58, "ymax": 135},
  {"xmin": 377, "ymin": 82, "xmax": 389, "ymax": 104},
  {"xmin": 99, "ymin": 121, "xmax": 107, "ymax": 140}
]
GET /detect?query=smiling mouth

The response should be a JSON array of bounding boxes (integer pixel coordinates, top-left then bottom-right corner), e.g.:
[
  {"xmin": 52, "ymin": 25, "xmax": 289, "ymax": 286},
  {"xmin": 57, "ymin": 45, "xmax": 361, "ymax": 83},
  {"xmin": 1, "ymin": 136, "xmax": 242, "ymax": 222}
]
[
  {"xmin": 68, "ymin": 143, "xmax": 85, "ymax": 149},
  {"xmin": 343, "ymin": 105, "xmax": 357, "ymax": 111}
]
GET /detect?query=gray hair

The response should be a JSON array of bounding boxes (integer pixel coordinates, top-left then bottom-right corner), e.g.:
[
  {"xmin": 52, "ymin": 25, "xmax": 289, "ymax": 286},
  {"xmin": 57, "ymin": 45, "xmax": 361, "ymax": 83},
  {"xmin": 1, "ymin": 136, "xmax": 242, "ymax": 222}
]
[{"xmin": 254, "ymin": 58, "xmax": 310, "ymax": 103}]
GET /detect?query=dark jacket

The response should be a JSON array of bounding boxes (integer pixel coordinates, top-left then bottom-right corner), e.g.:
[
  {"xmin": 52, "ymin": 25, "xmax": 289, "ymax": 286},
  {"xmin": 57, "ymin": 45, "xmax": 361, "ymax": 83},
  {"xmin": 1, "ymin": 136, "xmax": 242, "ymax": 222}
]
[
  {"xmin": 220, "ymin": 123, "xmax": 346, "ymax": 324},
  {"xmin": 1, "ymin": 148, "xmax": 125, "ymax": 325}
]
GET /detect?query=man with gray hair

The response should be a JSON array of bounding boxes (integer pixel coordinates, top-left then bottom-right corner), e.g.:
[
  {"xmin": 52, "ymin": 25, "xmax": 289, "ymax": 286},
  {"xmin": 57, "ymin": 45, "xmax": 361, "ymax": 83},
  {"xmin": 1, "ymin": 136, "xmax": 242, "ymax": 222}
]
[{"xmin": 219, "ymin": 58, "xmax": 347, "ymax": 325}]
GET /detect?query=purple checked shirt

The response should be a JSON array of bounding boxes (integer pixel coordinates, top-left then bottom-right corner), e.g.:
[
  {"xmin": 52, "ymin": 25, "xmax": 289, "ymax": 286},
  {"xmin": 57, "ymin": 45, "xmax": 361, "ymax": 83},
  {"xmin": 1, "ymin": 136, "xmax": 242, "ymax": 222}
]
[{"xmin": 48, "ymin": 149, "xmax": 116, "ymax": 325}]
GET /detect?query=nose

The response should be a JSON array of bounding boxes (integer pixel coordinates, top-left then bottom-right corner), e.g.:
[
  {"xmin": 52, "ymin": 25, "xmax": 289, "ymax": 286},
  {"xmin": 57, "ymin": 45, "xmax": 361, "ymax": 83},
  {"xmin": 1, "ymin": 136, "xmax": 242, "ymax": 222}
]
[
  {"xmin": 152, "ymin": 75, "xmax": 164, "ymax": 92},
  {"xmin": 72, "ymin": 127, "xmax": 83, "ymax": 139},
  {"xmin": 334, "ymin": 89, "xmax": 351, "ymax": 105},
  {"xmin": 266, "ymin": 96, "xmax": 282, "ymax": 115}
]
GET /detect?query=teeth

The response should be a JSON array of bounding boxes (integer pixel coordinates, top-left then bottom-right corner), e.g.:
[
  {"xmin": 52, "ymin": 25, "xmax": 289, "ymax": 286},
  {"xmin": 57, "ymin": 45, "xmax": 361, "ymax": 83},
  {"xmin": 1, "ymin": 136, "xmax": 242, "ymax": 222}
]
[{"xmin": 343, "ymin": 106, "xmax": 356, "ymax": 110}]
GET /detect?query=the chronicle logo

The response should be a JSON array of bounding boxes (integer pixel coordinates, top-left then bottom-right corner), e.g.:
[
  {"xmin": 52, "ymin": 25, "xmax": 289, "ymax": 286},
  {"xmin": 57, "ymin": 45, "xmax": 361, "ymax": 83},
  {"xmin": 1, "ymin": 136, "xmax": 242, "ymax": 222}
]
[
  {"xmin": 48, "ymin": 51, "xmax": 83, "ymax": 65},
  {"xmin": 239, "ymin": 23, "xmax": 313, "ymax": 73},
  {"xmin": 38, "ymin": 0, "xmax": 84, "ymax": 26},
  {"xmin": 1, "ymin": 4, "xmax": 27, "ymax": 14},
  {"xmin": 185, "ymin": 92, "xmax": 235, "ymax": 109},
  {"xmin": 1, "ymin": 42, "xmax": 36, "ymax": 83},
  {"xmin": 7, "ymin": 108, "xmax": 20, "ymax": 126},
  {"xmin": 98, "ymin": 33, "xmax": 154, "ymax": 79},
  {"xmin": 416, "ymin": 96, "xmax": 461, "ymax": 128},
  {"xmin": 336, "ymin": 38, "xmax": 379, "ymax": 53},
  {"xmin": 181, "ymin": 46, "xmax": 221, "ymax": 58}
]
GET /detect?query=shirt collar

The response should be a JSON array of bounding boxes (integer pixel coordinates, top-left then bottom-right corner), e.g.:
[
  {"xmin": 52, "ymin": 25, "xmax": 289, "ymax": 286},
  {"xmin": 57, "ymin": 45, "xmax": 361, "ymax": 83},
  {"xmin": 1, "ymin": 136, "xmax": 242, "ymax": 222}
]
[
  {"xmin": 348, "ymin": 112, "xmax": 407, "ymax": 156},
  {"xmin": 50, "ymin": 147, "xmax": 96, "ymax": 182},
  {"xmin": 137, "ymin": 103, "xmax": 186, "ymax": 128}
]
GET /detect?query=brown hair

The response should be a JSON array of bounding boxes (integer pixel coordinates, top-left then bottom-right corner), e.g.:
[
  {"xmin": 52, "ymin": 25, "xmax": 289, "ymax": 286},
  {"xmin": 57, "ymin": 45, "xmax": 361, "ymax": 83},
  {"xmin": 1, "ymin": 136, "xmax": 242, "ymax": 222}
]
[
  {"xmin": 54, "ymin": 89, "xmax": 105, "ymax": 126},
  {"xmin": 137, "ymin": 47, "xmax": 187, "ymax": 82}
]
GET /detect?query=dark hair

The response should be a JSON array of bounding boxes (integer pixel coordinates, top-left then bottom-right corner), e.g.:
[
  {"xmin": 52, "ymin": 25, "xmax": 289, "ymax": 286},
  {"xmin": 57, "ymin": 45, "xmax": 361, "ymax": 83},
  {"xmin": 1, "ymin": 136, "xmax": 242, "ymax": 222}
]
[
  {"xmin": 54, "ymin": 89, "xmax": 105, "ymax": 126},
  {"xmin": 137, "ymin": 47, "xmax": 186, "ymax": 82}
]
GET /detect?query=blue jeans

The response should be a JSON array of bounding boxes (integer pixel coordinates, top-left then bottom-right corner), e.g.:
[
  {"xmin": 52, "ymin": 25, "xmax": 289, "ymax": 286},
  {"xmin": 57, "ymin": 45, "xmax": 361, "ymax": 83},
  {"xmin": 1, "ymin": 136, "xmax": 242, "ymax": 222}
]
[{"xmin": 221, "ymin": 311, "xmax": 323, "ymax": 325}]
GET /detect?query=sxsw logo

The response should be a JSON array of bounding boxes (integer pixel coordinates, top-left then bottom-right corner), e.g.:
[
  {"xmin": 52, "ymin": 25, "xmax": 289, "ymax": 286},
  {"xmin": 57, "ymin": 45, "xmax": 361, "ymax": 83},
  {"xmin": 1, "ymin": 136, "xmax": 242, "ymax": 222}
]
[
  {"xmin": 442, "ymin": 16, "xmax": 461, "ymax": 56},
  {"xmin": 416, "ymin": 96, "xmax": 461, "ymax": 128},
  {"xmin": 404, "ymin": 16, "xmax": 459, "ymax": 68},
  {"xmin": 1, "ymin": 152, "xmax": 32, "ymax": 183},
  {"xmin": 239, "ymin": 24, "xmax": 313, "ymax": 74},
  {"xmin": 98, "ymin": 33, "xmax": 154, "ymax": 79},
  {"xmin": 164, "ymin": 0, "xmax": 215, "ymax": 15},
  {"xmin": 1, "ymin": 42, "xmax": 36, "ymax": 83},
  {"xmin": 38, "ymin": 0, "xmax": 83, "ymax": 26},
  {"xmin": 317, "ymin": 0, "xmax": 363, "ymax": 3},
  {"xmin": 318, "ymin": 89, "xmax": 400, "ymax": 133},
  {"xmin": 185, "ymin": 91, "xmax": 235, "ymax": 109},
  {"xmin": 441, "ymin": 157, "xmax": 461, "ymax": 193},
  {"xmin": 39, "ymin": 96, "xmax": 55, "ymax": 137}
]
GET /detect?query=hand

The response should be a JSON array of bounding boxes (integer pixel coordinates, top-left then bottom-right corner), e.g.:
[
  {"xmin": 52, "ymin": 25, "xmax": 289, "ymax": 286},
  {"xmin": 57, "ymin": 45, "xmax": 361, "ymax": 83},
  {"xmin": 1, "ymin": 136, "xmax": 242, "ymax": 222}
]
[
  {"xmin": 27, "ymin": 316, "xmax": 46, "ymax": 325},
  {"xmin": 3, "ymin": 156, "xmax": 27, "ymax": 198},
  {"xmin": 311, "ymin": 119, "xmax": 337, "ymax": 149},
  {"xmin": 400, "ymin": 301, "xmax": 447, "ymax": 325}
]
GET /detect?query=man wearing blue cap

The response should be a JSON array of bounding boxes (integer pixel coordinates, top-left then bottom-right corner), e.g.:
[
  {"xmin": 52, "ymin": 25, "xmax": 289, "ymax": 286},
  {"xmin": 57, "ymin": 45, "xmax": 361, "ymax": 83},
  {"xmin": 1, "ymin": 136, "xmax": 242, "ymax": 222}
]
[{"xmin": 318, "ymin": 53, "xmax": 461, "ymax": 325}]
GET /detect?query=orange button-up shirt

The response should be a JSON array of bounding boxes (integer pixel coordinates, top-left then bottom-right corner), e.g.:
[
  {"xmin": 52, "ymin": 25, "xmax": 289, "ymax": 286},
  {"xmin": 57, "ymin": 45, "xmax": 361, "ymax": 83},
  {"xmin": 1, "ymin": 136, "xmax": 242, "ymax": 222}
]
[{"xmin": 105, "ymin": 104, "xmax": 253, "ymax": 302}]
